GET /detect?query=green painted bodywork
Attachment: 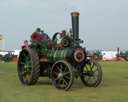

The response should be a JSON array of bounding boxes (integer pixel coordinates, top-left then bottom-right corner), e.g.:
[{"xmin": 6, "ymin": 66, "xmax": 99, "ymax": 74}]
[{"xmin": 31, "ymin": 41, "xmax": 73, "ymax": 62}]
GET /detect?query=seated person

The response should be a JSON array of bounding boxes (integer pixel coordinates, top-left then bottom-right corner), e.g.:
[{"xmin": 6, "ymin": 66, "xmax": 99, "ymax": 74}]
[
  {"xmin": 31, "ymin": 28, "xmax": 49, "ymax": 42},
  {"xmin": 40, "ymin": 30, "xmax": 50, "ymax": 41},
  {"xmin": 31, "ymin": 28, "xmax": 53, "ymax": 49}
]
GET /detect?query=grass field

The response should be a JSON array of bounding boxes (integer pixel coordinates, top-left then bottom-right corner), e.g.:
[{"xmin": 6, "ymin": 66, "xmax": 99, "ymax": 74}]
[{"xmin": 0, "ymin": 61, "xmax": 128, "ymax": 102}]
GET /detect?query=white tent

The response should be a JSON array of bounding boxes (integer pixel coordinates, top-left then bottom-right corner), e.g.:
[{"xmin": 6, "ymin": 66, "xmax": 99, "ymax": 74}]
[{"xmin": 101, "ymin": 51, "xmax": 117, "ymax": 61}]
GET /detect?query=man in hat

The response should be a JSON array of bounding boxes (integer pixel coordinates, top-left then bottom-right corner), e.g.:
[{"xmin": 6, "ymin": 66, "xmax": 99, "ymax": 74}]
[{"xmin": 31, "ymin": 28, "xmax": 42, "ymax": 42}]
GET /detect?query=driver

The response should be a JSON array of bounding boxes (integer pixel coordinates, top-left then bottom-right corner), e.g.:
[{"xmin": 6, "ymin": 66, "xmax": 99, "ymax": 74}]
[
  {"xmin": 31, "ymin": 28, "xmax": 49, "ymax": 42},
  {"xmin": 56, "ymin": 30, "xmax": 66, "ymax": 44}
]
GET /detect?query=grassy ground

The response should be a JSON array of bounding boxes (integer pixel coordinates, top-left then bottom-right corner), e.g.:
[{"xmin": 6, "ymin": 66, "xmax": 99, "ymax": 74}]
[{"xmin": 0, "ymin": 61, "xmax": 128, "ymax": 102}]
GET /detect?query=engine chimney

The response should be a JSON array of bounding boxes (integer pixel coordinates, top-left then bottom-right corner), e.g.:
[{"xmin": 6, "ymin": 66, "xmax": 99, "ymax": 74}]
[{"xmin": 71, "ymin": 12, "xmax": 80, "ymax": 47}]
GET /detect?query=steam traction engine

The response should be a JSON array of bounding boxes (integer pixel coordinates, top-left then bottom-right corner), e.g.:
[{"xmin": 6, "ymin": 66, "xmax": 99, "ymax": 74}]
[{"xmin": 17, "ymin": 12, "xmax": 102, "ymax": 90}]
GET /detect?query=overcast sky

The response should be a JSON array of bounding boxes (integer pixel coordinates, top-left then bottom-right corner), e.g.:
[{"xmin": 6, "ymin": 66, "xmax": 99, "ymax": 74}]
[{"xmin": 0, "ymin": 0, "xmax": 128, "ymax": 50}]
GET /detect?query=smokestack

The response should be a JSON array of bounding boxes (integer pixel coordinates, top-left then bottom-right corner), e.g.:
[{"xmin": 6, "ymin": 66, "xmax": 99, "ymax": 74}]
[{"xmin": 71, "ymin": 12, "xmax": 80, "ymax": 47}]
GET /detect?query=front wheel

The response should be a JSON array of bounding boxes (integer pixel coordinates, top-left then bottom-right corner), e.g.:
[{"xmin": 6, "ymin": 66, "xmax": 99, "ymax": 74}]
[
  {"xmin": 51, "ymin": 60, "xmax": 74, "ymax": 91},
  {"xmin": 80, "ymin": 60, "xmax": 102, "ymax": 87}
]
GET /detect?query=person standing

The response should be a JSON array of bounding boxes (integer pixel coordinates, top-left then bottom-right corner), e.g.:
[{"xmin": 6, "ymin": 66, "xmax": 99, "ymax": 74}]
[{"xmin": 21, "ymin": 40, "xmax": 29, "ymax": 49}]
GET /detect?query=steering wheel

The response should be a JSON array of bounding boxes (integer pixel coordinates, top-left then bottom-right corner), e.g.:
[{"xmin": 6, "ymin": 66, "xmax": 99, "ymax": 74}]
[{"xmin": 52, "ymin": 32, "xmax": 60, "ymax": 43}]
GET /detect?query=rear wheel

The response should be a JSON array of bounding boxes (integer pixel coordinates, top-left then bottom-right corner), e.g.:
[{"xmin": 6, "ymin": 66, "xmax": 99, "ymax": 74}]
[
  {"xmin": 17, "ymin": 48, "xmax": 40, "ymax": 85},
  {"xmin": 80, "ymin": 60, "xmax": 102, "ymax": 87},
  {"xmin": 51, "ymin": 60, "xmax": 74, "ymax": 91}
]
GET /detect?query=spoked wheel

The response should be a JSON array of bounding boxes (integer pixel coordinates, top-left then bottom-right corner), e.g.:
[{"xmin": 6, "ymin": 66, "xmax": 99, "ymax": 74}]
[
  {"xmin": 51, "ymin": 60, "xmax": 74, "ymax": 91},
  {"xmin": 17, "ymin": 48, "xmax": 40, "ymax": 85},
  {"xmin": 80, "ymin": 60, "xmax": 102, "ymax": 87}
]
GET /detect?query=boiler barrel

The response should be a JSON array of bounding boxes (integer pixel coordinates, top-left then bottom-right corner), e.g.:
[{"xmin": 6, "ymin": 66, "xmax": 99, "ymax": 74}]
[{"xmin": 47, "ymin": 48, "xmax": 73, "ymax": 62}]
